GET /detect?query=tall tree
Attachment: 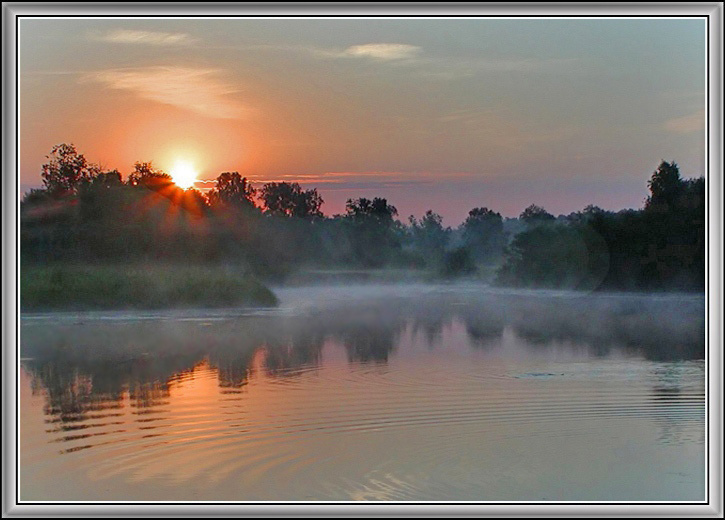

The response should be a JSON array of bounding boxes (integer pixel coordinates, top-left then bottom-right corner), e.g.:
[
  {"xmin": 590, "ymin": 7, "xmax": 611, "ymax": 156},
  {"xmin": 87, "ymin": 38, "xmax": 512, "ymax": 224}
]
[
  {"xmin": 40, "ymin": 143, "xmax": 99, "ymax": 196},
  {"xmin": 645, "ymin": 160, "xmax": 684, "ymax": 212}
]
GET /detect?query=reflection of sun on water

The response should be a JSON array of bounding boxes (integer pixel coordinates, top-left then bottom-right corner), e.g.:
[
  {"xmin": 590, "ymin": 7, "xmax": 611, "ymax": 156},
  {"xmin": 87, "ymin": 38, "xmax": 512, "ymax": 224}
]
[{"xmin": 170, "ymin": 160, "xmax": 198, "ymax": 189}]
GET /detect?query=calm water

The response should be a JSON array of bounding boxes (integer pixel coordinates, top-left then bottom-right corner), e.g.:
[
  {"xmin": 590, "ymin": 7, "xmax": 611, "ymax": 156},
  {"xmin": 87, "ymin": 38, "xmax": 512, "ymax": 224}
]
[{"xmin": 19, "ymin": 284, "xmax": 706, "ymax": 502}]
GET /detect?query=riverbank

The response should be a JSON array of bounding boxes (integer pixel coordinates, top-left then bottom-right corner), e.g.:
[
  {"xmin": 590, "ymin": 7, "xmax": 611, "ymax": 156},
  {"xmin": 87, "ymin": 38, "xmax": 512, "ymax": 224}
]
[
  {"xmin": 20, "ymin": 264, "xmax": 278, "ymax": 311},
  {"xmin": 280, "ymin": 266, "xmax": 496, "ymax": 286}
]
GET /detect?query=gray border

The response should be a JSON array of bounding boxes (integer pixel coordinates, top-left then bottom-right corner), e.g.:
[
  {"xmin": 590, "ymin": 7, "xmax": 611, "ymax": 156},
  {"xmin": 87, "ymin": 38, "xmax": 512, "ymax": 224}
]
[{"xmin": 3, "ymin": 2, "xmax": 722, "ymax": 517}]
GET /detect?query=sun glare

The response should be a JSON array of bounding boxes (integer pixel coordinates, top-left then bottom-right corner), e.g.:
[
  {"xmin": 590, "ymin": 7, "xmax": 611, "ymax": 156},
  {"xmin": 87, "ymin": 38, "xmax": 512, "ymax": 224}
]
[{"xmin": 170, "ymin": 160, "xmax": 198, "ymax": 189}]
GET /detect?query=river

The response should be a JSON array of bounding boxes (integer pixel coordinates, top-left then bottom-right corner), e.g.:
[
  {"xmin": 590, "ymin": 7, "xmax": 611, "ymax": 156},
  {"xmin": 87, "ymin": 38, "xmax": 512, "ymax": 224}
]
[{"xmin": 19, "ymin": 283, "xmax": 706, "ymax": 502}]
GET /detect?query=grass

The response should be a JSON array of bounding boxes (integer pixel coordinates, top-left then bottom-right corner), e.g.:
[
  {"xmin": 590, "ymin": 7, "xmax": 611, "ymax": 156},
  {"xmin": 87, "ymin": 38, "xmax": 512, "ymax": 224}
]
[{"xmin": 21, "ymin": 263, "xmax": 278, "ymax": 311}]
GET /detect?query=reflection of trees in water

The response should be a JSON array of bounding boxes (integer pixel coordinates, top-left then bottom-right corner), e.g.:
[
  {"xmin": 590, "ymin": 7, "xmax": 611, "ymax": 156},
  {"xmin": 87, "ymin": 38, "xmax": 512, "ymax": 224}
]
[
  {"xmin": 210, "ymin": 319, "xmax": 326, "ymax": 383},
  {"xmin": 459, "ymin": 308, "xmax": 505, "ymax": 349},
  {"xmin": 339, "ymin": 324, "xmax": 400, "ymax": 363},
  {"xmin": 212, "ymin": 348, "xmax": 257, "ymax": 389},
  {"xmin": 649, "ymin": 365, "xmax": 706, "ymax": 446},
  {"xmin": 410, "ymin": 313, "xmax": 450, "ymax": 348},
  {"xmin": 24, "ymin": 344, "xmax": 204, "ymax": 425},
  {"xmin": 263, "ymin": 333, "xmax": 325, "ymax": 376},
  {"xmin": 22, "ymin": 291, "xmax": 704, "ymax": 422},
  {"xmin": 129, "ymin": 380, "xmax": 170, "ymax": 411},
  {"xmin": 33, "ymin": 365, "xmax": 122, "ymax": 425},
  {"xmin": 321, "ymin": 305, "xmax": 404, "ymax": 363},
  {"xmin": 502, "ymin": 295, "xmax": 704, "ymax": 360}
]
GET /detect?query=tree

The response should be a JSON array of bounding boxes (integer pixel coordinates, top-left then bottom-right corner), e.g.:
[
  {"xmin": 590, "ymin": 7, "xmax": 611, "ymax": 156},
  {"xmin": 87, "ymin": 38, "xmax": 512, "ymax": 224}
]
[
  {"xmin": 641, "ymin": 161, "xmax": 704, "ymax": 289},
  {"xmin": 127, "ymin": 161, "xmax": 171, "ymax": 188},
  {"xmin": 343, "ymin": 198, "xmax": 401, "ymax": 267},
  {"xmin": 78, "ymin": 169, "xmax": 124, "ymax": 220},
  {"xmin": 645, "ymin": 161, "xmax": 683, "ymax": 211},
  {"xmin": 207, "ymin": 172, "xmax": 257, "ymax": 210},
  {"xmin": 520, "ymin": 204, "xmax": 555, "ymax": 224},
  {"xmin": 408, "ymin": 210, "xmax": 450, "ymax": 267},
  {"xmin": 461, "ymin": 207, "xmax": 505, "ymax": 261},
  {"xmin": 259, "ymin": 182, "xmax": 323, "ymax": 219},
  {"xmin": 345, "ymin": 197, "xmax": 397, "ymax": 224},
  {"xmin": 40, "ymin": 143, "xmax": 100, "ymax": 195},
  {"xmin": 92, "ymin": 169, "xmax": 123, "ymax": 187},
  {"xmin": 496, "ymin": 223, "xmax": 609, "ymax": 291},
  {"xmin": 441, "ymin": 246, "xmax": 477, "ymax": 278},
  {"xmin": 564, "ymin": 205, "xmax": 609, "ymax": 224}
]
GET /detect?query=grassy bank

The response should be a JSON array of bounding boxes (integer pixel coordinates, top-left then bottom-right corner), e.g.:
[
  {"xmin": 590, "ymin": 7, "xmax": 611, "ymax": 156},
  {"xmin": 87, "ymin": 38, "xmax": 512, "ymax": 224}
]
[{"xmin": 21, "ymin": 264, "xmax": 278, "ymax": 311}]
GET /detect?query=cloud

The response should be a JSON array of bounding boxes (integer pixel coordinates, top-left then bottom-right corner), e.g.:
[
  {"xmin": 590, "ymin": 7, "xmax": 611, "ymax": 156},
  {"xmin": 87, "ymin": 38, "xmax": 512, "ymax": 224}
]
[
  {"xmin": 224, "ymin": 42, "xmax": 573, "ymax": 79},
  {"xmin": 343, "ymin": 43, "xmax": 422, "ymax": 61},
  {"xmin": 82, "ymin": 66, "xmax": 246, "ymax": 119},
  {"xmin": 97, "ymin": 29, "xmax": 195, "ymax": 46},
  {"xmin": 664, "ymin": 110, "xmax": 706, "ymax": 134},
  {"xmin": 244, "ymin": 170, "xmax": 474, "ymax": 189}
]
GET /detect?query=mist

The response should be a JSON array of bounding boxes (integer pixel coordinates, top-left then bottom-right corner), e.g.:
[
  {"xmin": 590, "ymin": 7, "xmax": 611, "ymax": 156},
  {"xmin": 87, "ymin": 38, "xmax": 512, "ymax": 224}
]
[{"xmin": 22, "ymin": 284, "xmax": 704, "ymax": 403}]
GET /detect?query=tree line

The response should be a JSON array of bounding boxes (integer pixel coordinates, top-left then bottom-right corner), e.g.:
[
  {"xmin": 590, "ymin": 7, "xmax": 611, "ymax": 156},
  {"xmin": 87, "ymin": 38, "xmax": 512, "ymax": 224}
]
[{"xmin": 21, "ymin": 143, "xmax": 705, "ymax": 290}]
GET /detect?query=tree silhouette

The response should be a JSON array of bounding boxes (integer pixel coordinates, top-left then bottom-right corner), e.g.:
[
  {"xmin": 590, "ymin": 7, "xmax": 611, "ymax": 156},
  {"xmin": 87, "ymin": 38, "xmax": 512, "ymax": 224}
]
[
  {"xmin": 127, "ymin": 161, "xmax": 171, "ymax": 188},
  {"xmin": 207, "ymin": 172, "xmax": 257, "ymax": 210},
  {"xmin": 645, "ymin": 161, "xmax": 683, "ymax": 212},
  {"xmin": 41, "ymin": 143, "xmax": 100, "ymax": 196},
  {"xmin": 22, "ymin": 142, "xmax": 706, "ymax": 292},
  {"xmin": 461, "ymin": 207, "xmax": 505, "ymax": 261},
  {"xmin": 259, "ymin": 182, "xmax": 323, "ymax": 219},
  {"xmin": 520, "ymin": 204, "xmax": 555, "ymax": 224},
  {"xmin": 345, "ymin": 197, "xmax": 398, "ymax": 223},
  {"xmin": 408, "ymin": 210, "xmax": 449, "ymax": 267},
  {"xmin": 344, "ymin": 198, "xmax": 401, "ymax": 267}
]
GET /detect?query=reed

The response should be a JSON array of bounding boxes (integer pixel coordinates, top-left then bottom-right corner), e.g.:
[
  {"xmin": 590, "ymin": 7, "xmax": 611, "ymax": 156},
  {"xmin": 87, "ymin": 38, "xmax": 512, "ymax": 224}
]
[{"xmin": 20, "ymin": 263, "xmax": 278, "ymax": 311}]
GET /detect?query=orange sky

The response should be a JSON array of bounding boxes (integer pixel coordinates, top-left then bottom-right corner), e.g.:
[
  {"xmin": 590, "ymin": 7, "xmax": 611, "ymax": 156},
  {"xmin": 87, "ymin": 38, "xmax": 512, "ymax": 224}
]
[{"xmin": 19, "ymin": 18, "xmax": 707, "ymax": 223}]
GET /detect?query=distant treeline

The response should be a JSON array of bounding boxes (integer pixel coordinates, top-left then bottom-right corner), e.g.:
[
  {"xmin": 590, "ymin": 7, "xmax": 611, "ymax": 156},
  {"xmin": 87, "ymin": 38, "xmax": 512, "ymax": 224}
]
[{"xmin": 21, "ymin": 144, "xmax": 705, "ymax": 291}]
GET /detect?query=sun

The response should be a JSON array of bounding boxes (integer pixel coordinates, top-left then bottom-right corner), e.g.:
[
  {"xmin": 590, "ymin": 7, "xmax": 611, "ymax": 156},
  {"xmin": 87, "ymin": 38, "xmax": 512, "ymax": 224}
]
[{"xmin": 170, "ymin": 160, "xmax": 198, "ymax": 189}]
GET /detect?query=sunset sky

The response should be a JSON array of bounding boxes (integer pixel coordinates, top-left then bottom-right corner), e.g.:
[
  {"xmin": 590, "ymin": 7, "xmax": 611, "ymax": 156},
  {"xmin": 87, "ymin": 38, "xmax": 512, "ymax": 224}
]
[{"xmin": 19, "ymin": 17, "xmax": 707, "ymax": 224}]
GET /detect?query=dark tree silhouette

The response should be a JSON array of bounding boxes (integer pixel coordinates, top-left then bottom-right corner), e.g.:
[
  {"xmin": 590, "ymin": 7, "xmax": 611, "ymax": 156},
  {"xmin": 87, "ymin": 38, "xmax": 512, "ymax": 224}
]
[
  {"xmin": 207, "ymin": 172, "xmax": 257, "ymax": 210},
  {"xmin": 259, "ymin": 182, "xmax": 323, "ymax": 219},
  {"xmin": 345, "ymin": 197, "xmax": 398, "ymax": 223},
  {"xmin": 127, "ymin": 161, "xmax": 171, "ymax": 188},
  {"xmin": 639, "ymin": 161, "xmax": 705, "ymax": 289},
  {"xmin": 461, "ymin": 207, "xmax": 505, "ymax": 261},
  {"xmin": 408, "ymin": 210, "xmax": 450, "ymax": 265},
  {"xmin": 97, "ymin": 170, "xmax": 122, "ymax": 186},
  {"xmin": 520, "ymin": 204, "xmax": 555, "ymax": 224},
  {"xmin": 41, "ymin": 143, "xmax": 100, "ymax": 196},
  {"xmin": 645, "ymin": 161, "xmax": 683, "ymax": 211},
  {"xmin": 343, "ymin": 198, "xmax": 401, "ymax": 267},
  {"xmin": 497, "ymin": 161, "xmax": 704, "ymax": 291},
  {"xmin": 21, "ymin": 142, "xmax": 706, "ymax": 292},
  {"xmin": 441, "ymin": 246, "xmax": 477, "ymax": 277}
]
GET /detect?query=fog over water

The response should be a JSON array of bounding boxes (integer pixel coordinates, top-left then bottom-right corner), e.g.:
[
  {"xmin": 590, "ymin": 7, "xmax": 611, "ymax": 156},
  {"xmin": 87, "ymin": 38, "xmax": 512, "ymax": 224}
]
[{"xmin": 20, "ymin": 284, "xmax": 705, "ymax": 501}]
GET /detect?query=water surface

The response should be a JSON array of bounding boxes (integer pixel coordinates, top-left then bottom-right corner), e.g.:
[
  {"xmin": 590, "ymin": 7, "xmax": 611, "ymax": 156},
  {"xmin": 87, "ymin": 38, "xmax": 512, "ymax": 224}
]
[{"xmin": 20, "ymin": 284, "xmax": 706, "ymax": 501}]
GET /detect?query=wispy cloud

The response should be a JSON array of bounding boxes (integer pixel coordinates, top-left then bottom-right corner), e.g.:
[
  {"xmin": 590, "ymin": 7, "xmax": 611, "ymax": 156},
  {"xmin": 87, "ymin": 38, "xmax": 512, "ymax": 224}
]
[
  {"xmin": 243, "ymin": 170, "xmax": 474, "ymax": 189},
  {"xmin": 337, "ymin": 44, "xmax": 576, "ymax": 79},
  {"xmin": 220, "ymin": 42, "xmax": 574, "ymax": 79},
  {"xmin": 96, "ymin": 29, "xmax": 196, "ymax": 46},
  {"xmin": 82, "ymin": 66, "xmax": 246, "ymax": 119},
  {"xmin": 343, "ymin": 43, "xmax": 422, "ymax": 61},
  {"xmin": 664, "ymin": 109, "xmax": 706, "ymax": 134}
]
